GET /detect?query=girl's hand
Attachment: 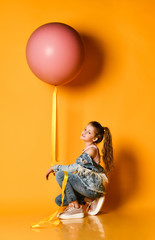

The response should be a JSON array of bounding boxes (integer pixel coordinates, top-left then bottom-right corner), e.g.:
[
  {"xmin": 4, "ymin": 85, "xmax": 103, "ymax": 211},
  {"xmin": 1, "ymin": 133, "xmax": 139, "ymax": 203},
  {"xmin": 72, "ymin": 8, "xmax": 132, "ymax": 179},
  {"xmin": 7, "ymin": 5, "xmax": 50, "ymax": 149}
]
[{"xmin": 46, "ymin": 166, "xmax": 55, "ymax": 180}]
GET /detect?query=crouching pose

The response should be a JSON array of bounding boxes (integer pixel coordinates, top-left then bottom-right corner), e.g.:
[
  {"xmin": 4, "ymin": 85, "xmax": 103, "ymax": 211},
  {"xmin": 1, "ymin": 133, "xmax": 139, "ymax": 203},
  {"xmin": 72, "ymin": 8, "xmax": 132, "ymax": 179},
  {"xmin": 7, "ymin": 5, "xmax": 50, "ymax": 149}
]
[{"xmin": 46, "ymin": 121, "xmax": 114, "ymax": 219}]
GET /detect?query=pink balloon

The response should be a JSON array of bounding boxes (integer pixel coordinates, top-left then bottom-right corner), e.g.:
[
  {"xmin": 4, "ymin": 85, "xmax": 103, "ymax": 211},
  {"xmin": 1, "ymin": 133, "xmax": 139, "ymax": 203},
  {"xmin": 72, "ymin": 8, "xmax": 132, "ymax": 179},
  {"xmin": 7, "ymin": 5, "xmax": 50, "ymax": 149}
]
[{"xmin": 26, "ymin": 22, "xmax": 85, "ymax": 86}]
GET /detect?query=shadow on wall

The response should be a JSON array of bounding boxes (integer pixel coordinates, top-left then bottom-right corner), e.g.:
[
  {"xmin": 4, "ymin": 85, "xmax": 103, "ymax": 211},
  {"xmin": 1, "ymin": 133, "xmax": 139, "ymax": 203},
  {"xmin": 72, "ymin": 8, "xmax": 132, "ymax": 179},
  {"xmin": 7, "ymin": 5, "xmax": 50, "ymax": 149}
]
[
  {"xmin": 65, "ymin": 33, "xmax": 106, "ymax": 88},
  {"xmin": 103, "ymin": 144, "xmax": 141, "ymax": 213},
  {"xmin": 61, "ymin": 34, "xmax": 106, "ymax": 160}
]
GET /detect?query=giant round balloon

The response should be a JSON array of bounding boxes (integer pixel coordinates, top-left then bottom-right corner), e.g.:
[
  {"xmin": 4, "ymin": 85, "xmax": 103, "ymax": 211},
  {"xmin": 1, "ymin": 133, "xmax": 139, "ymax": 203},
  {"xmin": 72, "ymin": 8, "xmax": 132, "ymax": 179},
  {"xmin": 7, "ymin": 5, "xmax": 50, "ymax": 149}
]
[{"xmin": 26, "ymin": 22, "xmax": 85, "ymax": 85}]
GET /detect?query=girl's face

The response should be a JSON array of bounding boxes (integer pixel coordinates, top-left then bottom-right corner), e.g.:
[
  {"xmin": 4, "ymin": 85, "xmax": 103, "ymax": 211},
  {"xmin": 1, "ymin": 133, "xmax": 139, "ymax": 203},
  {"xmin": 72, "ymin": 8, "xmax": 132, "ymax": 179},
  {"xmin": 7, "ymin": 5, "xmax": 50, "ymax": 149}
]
[{"xmin": 80, "ymin": 124, "xmax": 98, "ymax": 143}]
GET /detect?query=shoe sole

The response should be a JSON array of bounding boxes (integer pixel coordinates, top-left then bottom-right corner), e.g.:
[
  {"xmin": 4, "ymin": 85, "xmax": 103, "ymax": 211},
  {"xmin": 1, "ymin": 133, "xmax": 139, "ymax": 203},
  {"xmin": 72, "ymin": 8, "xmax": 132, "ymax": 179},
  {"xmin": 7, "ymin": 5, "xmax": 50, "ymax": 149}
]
[
  {"xmin": 59, "ymin": 213, "xmax": 84, "ymax": 220},
  {"xmin": 88, "ymin": 196, "xmax": 105, "ymax": 216}
]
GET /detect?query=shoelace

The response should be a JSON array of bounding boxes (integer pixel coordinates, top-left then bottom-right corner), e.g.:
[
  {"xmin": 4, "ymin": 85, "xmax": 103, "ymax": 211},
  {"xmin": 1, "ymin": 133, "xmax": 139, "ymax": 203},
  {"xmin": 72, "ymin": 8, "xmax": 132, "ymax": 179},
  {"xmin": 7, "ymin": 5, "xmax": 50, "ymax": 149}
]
[
  {"xmin": 86, "ymin": 202, "xmax": 92, "ymax": 212},
  {"xmin": 63, "ymin": 204, "xmax": 81, "ymax": 213},
  {"xmin": 90, "ymin": 201, "xmax": 96, "ymax": 210},
  {"xmin": 86, "ymin": 199, "xmax": 97, "ymax": 212},
  {"xmin": 64, "ymin": 206, "xmax": 75, "ymax": 212}
]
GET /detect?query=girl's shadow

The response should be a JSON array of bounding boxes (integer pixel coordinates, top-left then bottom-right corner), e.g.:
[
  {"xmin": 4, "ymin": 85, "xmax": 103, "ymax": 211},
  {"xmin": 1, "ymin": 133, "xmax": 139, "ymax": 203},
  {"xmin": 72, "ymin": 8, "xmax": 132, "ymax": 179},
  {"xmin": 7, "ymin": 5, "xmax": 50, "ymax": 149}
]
[{"xmin": 103, "ymin": 144, "xmax": 141, "ymax": 213}]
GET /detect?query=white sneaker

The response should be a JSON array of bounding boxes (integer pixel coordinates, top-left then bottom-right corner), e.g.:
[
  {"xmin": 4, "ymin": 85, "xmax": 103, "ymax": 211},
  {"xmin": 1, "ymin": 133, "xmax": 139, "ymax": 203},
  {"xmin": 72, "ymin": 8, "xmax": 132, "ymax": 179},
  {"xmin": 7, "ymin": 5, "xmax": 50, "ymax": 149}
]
[
  {"xmin": 87, "ymin": 196, "xmax": 105, "ymax": 216},
  {"xmin": 59, "ymin": 205, "xmax": 84, "ymax": 220},
  {"xmin": 57, "ymin": 212, "xmax": 62, "ymax": 218}
]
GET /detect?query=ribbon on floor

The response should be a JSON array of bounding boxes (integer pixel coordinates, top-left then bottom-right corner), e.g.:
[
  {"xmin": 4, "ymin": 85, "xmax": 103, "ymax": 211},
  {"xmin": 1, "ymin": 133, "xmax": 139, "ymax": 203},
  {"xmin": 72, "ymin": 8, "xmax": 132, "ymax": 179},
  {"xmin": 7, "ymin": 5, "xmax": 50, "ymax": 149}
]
[{"xmin": 30, "ymin": 171, "xmax": 68, "ymax": 228}]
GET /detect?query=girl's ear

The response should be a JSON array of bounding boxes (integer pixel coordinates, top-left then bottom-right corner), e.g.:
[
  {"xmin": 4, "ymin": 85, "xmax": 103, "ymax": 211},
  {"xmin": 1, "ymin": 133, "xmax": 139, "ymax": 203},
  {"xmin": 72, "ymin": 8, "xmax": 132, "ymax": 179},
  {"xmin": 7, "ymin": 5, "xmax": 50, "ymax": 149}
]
[{"xmin": 93, "ymin": 137, "xmax": 98, "ymax": 142}]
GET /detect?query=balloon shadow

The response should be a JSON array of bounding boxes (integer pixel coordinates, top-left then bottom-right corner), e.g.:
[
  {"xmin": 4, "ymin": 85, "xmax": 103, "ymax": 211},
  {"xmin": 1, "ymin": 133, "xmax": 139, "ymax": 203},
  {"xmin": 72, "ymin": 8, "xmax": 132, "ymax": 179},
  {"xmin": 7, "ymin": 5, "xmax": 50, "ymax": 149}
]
[
  {"xmin": 65, "ymin": 33, "xmax": 106, "ymax": 88},
  {"xmin": 103, "ymin": 143, "xmax": 141, "ymax": 213}
]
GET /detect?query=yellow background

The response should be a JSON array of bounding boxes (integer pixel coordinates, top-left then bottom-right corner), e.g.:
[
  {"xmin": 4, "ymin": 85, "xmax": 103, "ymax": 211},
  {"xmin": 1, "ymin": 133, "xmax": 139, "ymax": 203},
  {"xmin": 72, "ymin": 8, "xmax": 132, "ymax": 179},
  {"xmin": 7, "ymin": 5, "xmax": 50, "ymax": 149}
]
[{"xmin": 0, "ymin": 0, "xmax": 155, "ymax": 217}]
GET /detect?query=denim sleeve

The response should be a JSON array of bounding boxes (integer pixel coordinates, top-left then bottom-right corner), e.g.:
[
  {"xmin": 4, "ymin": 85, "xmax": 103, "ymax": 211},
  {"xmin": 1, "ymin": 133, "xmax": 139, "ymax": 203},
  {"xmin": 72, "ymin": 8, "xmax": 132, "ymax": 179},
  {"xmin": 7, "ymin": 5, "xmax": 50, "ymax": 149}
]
[
  {"xmin": 92, "ymin": 160, "xmax": 106, "ymax": 173},
  {"xmin": 53, "ymin": 162, "xmax": 79, "ymax": 173}
]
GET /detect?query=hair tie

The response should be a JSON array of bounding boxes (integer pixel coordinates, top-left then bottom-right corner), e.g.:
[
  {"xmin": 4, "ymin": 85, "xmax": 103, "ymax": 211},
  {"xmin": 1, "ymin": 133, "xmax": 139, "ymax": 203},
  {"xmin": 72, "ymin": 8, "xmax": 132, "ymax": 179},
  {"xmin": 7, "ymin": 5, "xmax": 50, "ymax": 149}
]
[{"xmin": 102, "ymin": 126, "xmax": 105, "ymax": 132}]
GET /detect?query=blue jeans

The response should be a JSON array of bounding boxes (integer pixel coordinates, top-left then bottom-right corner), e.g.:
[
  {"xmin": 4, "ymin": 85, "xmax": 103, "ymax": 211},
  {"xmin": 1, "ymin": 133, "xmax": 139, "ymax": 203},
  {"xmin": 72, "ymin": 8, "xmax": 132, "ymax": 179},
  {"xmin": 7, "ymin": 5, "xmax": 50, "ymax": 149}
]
[{"xmin": 55, "ymin": 171, "xmax": 102, "ymax": 206}]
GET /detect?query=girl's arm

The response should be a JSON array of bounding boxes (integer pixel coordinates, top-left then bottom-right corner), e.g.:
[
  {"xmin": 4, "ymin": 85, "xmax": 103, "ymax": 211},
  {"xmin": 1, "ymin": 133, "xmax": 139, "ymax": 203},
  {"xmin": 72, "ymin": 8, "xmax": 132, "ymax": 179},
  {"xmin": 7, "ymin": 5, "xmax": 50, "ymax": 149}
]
[
  {"xmin": 53, "ymin": 162, "xmax": 79, "ymax": 173},
  {"xmin": 46, "ymin": 163, "xmax": 78, "ymax": 180},
  {"xmin": 84, "ymin": 148, "xmax": 96, "ymax": 159}
]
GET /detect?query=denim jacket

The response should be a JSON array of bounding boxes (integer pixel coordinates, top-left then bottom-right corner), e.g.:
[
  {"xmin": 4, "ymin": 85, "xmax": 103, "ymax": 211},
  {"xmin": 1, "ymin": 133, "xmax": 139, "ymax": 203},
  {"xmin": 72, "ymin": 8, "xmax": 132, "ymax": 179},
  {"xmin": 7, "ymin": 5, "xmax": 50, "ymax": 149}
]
[{"xmin": 53, "ymin": 152, "xmax": 109, "ymax": 193}]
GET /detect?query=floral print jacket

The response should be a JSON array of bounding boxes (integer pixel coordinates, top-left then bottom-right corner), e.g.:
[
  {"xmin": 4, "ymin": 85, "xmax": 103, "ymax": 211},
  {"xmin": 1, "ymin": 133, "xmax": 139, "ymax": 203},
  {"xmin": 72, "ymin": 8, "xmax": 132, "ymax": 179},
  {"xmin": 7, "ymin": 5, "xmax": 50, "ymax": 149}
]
[{"xmin": 53, "ymin": 152, "xmax": 109, "ymax": 193}]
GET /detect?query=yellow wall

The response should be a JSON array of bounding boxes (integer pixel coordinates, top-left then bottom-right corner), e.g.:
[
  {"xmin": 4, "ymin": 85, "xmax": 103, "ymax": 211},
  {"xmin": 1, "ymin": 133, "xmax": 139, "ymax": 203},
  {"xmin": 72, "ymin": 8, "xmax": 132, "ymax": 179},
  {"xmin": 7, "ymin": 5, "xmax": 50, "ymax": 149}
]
[{"xmin": 0, "ymin": 0, "xmax": 155, "ymax": 215}]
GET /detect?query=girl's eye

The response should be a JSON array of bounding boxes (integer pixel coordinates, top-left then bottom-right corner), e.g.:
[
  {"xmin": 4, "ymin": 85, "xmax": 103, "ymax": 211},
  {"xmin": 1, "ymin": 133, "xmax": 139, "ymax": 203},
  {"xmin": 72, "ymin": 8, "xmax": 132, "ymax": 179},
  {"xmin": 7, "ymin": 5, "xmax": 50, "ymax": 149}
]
[{"xmin": 89, "ymin": 132, "xmax": 91, "ymax": 134}]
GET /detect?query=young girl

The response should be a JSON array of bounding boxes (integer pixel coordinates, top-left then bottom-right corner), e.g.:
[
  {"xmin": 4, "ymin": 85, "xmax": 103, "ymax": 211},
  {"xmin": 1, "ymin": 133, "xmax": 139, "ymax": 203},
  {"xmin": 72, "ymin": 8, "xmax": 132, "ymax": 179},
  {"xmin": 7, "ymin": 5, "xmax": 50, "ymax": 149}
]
[{"xmin": 46, "ymin": 121, "xmax": 114, "ymax": 219}]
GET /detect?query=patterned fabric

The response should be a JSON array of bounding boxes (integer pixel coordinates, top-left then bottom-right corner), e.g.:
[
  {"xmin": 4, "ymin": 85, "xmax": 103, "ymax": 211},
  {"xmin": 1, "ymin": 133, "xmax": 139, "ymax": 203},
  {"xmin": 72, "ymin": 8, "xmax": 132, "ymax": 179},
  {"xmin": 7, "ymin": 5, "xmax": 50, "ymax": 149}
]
[{"xmin": 53, "ymin": 152, "xmax": 108, "ymax": 193}]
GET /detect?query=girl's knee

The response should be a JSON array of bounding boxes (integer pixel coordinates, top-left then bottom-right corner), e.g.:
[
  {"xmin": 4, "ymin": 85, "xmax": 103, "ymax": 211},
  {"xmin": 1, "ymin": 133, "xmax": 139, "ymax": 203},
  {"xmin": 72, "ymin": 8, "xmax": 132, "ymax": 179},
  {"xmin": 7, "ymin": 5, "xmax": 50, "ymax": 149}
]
[
  {"xmin": 55, "ymin": 171, "xmax": 64, "ymax": 181},
  {"xmin": 55, "ymin": 195, "xmax": 61, "ymax": 206}
]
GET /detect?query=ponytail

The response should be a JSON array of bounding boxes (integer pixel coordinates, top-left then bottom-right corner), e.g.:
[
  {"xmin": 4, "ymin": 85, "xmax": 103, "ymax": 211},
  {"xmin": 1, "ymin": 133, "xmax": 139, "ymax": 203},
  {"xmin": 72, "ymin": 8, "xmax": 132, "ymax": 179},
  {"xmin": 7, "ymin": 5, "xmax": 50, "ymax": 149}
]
[
  {"xmin": 89, "ymin": 121, "xmax": 114, "ymax": 175},
  {"xmin": 101, "ymin": 127, "xmax": 114, "ymax": 175}
]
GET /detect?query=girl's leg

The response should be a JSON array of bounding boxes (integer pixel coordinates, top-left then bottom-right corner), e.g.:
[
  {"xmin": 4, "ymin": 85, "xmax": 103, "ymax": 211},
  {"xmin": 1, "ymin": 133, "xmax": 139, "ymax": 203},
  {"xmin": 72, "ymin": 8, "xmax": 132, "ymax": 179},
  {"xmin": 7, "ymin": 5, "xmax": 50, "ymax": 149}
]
[
  {"xmin": 55, "ymin": 171, "xmax": 102, "ymax": 206},
  {"xmin": 55, "ymin": 194, "xmax": 69, "ymax": 206},
  {"xmin": 55, "ymin": 171, "xmax": 80, "ymax": 208},
  {"xmin": 84, "ymin": 197, "xmax": 93, "ymax": 202},
  {"xmin": 55, "ymin": 192, "xmax": 85, "ymax": 206},
  {"xmin": 74, "ymin": 191, "xmax": 85, "ymax": 205},
  {"xmin": 55, "ymin": 171, "xmax": 103, "ymax": 219}
]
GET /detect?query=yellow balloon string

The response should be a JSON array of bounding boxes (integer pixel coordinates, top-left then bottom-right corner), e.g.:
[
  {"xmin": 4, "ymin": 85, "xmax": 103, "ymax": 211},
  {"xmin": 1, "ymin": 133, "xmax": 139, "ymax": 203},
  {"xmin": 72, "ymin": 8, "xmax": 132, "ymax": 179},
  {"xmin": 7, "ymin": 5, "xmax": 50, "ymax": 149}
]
[
  {"xmin": 30, "ymin": 171, "xmax": 68, "ymax": 228},
  {"xmin": 30, "ymin": 86, "xmax": 66, "ymax": 228},
  {"xmin": 51, "ymin": 86, "xmax": 57, "ymax": 165}
]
